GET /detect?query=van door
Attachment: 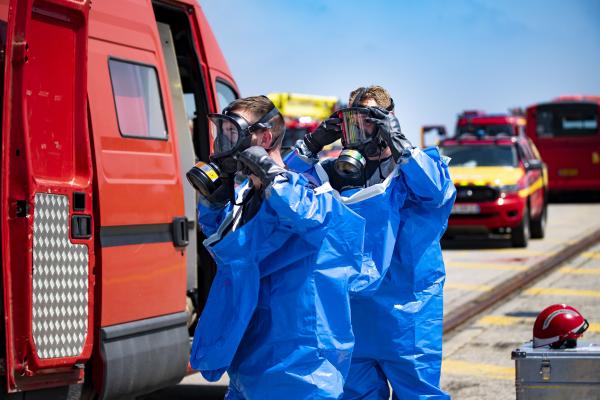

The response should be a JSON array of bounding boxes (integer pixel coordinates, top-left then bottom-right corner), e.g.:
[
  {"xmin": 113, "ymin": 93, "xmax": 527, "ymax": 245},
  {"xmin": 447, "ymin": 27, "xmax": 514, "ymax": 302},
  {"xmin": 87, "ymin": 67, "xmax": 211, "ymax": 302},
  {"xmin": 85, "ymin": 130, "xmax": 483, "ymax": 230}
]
[
  {"xmin": 87, "ymin": 1, "xmax": 189, "ymax": 397},
  {"xmin": 1, "ymin": 0, "xmax": 94, "ymax": 392}
]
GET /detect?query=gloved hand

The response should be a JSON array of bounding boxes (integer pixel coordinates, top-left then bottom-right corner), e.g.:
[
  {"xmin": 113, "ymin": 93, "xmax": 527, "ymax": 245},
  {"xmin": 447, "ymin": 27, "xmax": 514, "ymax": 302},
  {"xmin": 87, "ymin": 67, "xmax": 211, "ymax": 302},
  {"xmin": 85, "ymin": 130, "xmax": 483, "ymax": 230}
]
[
  {"xmin": 367, "ymin": 107, "xmax": 414, "ymax": 162},
  {"xmin": 237, "ymin": 146, "xmax": 287, "ymax": 187},
  {"xmin": 303, "ymin": 114, "xmax": 342, "ymax": 154},
  {"xmin": 203, "ymin": 177, "xmax": 233, "ymax": 207}
]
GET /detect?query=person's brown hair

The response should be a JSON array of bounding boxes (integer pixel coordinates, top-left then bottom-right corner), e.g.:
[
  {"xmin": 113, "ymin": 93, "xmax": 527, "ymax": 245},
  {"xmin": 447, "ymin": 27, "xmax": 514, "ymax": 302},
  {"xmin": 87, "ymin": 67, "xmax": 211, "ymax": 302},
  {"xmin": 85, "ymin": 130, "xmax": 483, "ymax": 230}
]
[
  {"xmin": 348, "ymin": 85, "xmax": 393, "ymax": 110},
  {"xmin": 228, "ymin": 95, "xmax": 285, "ymax": 148}
]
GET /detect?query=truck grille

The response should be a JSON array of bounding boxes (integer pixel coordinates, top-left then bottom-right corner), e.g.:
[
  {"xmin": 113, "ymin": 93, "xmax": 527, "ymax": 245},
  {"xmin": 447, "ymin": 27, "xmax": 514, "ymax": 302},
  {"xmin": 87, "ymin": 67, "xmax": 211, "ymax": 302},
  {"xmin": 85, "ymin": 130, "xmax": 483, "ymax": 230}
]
[
  {"xmin": 32, "ymin": 193, "xmax": 89, "ymax": 359},
  {"xmin": 455, "ymin": 186, "xmax": 499, "ymax": 202}
]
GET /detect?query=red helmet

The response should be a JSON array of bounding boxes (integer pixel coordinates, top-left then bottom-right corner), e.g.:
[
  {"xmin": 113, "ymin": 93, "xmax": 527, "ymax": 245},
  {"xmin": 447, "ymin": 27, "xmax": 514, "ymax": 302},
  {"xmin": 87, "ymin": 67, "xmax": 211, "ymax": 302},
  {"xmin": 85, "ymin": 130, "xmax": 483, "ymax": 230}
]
[{"xmin": 533, "ymin": 304, "xmax": 589, "ymax": 348}]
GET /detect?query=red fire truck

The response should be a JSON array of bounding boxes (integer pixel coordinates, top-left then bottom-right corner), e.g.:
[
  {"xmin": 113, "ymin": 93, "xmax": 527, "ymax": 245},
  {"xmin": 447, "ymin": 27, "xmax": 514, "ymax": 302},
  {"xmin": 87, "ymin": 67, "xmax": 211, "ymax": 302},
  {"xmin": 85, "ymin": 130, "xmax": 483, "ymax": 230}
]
[
  {"xmin": 526, "ymin": 96, "xmax": 600, "ymax": 193},
  {"xmin": 455, "ymin": 110, "xmax": 526, "ymax": 137},
  {"xmin": 0, "ymin": 0, "xmax": 237, "ymax": 398}
]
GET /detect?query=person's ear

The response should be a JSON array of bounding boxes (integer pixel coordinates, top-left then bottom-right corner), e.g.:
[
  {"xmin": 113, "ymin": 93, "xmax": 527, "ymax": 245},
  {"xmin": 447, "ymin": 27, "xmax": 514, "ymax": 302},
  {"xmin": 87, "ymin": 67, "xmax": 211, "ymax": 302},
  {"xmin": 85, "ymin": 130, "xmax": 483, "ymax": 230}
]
[{"xmin": 261, "ymin": 129, "xmax": 273, "ymax": 148}]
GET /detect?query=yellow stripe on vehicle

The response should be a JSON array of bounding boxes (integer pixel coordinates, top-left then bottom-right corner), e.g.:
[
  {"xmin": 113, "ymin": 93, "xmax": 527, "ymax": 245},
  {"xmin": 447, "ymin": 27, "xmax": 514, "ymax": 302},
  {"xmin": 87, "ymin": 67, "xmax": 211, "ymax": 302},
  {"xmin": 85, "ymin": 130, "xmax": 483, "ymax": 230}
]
[
  {"xmin": 445, "ymin": 283, "xmax": 492, "ymax": 292},
  {"xmin": 446, "ymin": 262, "xmax": 527, "ymax": 271},
  {"xmin": 477, "ymin": 315, "xmax": 600, "ymax": 333},
  {"xmin": 524, "ymin": 287, "xmax": 600, "ymax": 298},
  {"xmin": 442, "ymin": 359, "xmax": 513, "ymax": 381},
  {"xmin": 518, "ymin": 176, "xmax": 544, "ymax": 198}
]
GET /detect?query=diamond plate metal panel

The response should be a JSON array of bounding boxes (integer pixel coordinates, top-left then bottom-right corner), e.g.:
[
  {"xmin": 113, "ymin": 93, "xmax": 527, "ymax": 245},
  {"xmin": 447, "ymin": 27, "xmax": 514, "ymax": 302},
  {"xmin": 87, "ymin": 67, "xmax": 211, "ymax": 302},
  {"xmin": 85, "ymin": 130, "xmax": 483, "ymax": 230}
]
[{"xmin": 32, "ymin": 193, "xmax": 89, "ymax": 359}]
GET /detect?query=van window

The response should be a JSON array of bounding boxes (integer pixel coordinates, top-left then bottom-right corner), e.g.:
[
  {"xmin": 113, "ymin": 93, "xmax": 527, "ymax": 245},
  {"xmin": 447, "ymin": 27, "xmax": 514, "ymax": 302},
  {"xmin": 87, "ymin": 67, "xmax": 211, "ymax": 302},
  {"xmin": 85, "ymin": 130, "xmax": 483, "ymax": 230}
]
[
  {"xmin": 109, "ymin": 59, "xmax": 167, "ymax": 139},
  {"xmin": 216, "ymin": 80, "xmax": 237, "ymax": 111}
]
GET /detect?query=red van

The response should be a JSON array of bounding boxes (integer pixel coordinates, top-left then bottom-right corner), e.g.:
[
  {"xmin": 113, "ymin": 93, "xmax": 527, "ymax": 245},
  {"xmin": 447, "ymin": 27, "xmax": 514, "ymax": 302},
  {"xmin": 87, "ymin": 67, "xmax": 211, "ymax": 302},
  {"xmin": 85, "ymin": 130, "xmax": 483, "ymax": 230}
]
[{"xmin": 0, "ymin": 0, "xmax": 237, "ymax": 398}]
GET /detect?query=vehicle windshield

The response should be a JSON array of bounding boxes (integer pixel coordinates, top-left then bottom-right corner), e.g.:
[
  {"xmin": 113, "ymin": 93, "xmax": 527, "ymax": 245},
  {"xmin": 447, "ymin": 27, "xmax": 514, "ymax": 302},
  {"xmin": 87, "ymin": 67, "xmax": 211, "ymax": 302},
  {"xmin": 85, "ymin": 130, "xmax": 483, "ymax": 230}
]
[
  {"xmin": 536, "ymin": 103, "xmax": 598, "ymax": 137},
  {"xmin": 457, "ymin": 124, "xmax": 515, "ymax": 137},
  {"xmin": 440, "ymin": 145, "xmax": 517, "ymax": 167}
]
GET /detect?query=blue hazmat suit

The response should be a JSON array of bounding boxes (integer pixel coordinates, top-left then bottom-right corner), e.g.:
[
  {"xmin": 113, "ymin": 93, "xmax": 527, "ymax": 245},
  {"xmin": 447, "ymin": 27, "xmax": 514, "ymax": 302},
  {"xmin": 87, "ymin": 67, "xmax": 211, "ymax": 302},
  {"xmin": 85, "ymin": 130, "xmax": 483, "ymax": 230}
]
[
  {"xmin": 190, "ymin": 170, "xmax": 368, "ymax": 399},
  {"xmin": 286, "ymin": 145, "xmax": 456, "ymax": 400}
]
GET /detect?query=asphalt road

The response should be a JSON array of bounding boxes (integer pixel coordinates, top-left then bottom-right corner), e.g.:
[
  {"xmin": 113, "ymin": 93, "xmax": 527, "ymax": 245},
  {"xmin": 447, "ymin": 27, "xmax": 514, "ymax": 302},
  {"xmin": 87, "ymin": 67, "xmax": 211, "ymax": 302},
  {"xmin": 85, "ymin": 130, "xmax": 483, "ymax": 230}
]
[
  {"xmin": 142, "ymin": 202, "xmax": 600, "ymax": 399},
  {"xmin": 441, "ymin": 242, "xmax": 600, "ymax": 399}
]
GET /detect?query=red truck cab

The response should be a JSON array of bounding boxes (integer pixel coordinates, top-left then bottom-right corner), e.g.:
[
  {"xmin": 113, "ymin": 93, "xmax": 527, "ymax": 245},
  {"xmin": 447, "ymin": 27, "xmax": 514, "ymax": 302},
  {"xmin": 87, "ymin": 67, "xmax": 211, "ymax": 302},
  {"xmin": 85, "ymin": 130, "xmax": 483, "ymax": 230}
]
[
  {"xmin": 456, "ymin": 110, "xmax": 526, "ymax": 137},
  {"xmin": 0, "ymin": 0, "xmax": 237, "ymax": 398}
]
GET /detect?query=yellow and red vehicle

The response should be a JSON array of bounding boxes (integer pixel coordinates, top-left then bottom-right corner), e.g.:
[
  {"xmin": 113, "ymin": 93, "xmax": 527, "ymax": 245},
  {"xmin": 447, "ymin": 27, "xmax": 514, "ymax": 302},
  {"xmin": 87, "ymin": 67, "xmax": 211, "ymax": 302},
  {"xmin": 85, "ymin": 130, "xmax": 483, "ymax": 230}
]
[
  {"xmin": 439, "ymin": 136, "xmax": 548, "ymax": 247},
  {"xmin": 526, "ymin": 96, "xmax": 600, "ymax": 193},
  {"xmin": 0, "ymin": 0, "xmax": 238, "ymax": 398},
  {"xmin": 267, "ymin": 92, "xmax": 339, "ymax": 156}
]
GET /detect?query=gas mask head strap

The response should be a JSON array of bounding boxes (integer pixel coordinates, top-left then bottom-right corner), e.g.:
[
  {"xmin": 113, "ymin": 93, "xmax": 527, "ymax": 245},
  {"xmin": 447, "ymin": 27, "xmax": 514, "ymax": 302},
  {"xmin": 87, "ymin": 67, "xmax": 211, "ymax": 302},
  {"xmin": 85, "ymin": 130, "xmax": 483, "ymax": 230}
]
[
  {"xmin": 352, "ymin": 87, "xmax": 368, "ymax": 108},
  {"xmin": 250, "ymin": 99, "xmax": 285, "ymax": 151}
]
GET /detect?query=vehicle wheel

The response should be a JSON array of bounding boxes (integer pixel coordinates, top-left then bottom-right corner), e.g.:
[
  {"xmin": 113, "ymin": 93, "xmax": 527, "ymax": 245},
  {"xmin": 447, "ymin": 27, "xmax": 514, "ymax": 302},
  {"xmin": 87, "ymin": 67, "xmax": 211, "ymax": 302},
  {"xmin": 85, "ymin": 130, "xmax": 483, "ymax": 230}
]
[
  {"xmin": 511, "ymin": 204, "xmax": 530, "ymax": 248},
  {"xmin": 530, "ymin": 201, "xmax": 547, "ymax": 239}
]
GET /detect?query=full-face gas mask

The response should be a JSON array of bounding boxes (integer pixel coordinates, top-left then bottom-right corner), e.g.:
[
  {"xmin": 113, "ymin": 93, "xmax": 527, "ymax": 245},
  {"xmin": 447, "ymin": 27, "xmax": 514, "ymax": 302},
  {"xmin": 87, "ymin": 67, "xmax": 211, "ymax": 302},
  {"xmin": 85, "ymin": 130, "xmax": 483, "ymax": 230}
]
[
  {"xmin": 186, "ymin": 101, "xmax": 282, "ymax": 199},
  {"xmin": 334, "ymin": 89, "xmax": 394, "ymax": 179}
]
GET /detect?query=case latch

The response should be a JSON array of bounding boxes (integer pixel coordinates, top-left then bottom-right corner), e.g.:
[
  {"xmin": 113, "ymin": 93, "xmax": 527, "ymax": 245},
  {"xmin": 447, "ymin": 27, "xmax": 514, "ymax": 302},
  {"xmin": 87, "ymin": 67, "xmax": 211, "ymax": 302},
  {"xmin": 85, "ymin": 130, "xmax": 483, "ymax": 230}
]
[{"xmin": 539, "ymin": 359, "xmax": 551, "ymax": 381}]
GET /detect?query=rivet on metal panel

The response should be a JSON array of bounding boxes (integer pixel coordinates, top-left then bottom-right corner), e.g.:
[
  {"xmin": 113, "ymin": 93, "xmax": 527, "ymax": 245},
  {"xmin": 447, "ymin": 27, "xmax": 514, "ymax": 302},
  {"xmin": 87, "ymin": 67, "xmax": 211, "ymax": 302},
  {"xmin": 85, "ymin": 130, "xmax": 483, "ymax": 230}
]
[{"xmin": 539, "ymin": 359, "xmax": 551, "ymax": 381}]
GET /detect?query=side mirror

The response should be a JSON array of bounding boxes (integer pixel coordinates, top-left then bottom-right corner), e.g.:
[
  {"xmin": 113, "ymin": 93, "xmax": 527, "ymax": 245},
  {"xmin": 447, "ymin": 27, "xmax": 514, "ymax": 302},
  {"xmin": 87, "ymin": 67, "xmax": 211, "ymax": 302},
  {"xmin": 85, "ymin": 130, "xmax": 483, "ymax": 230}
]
[{"xmin": 525, "ymin": 159, "xmax": 543, "ymax": 170}]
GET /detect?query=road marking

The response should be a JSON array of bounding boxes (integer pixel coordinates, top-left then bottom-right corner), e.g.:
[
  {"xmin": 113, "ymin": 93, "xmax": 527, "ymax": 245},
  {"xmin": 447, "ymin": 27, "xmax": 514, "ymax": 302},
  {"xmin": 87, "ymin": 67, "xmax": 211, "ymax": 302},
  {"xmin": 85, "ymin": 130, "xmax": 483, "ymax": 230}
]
[
  {"xmin": 524, "ymin": 287, "xmax": 600, "ymax": 298},
  {"xmin": 581, "ymin": 252, "xmax": 600, "ymax": 259},
  {"xmin": 560, "ymin": 267, "xmax": 600, "ymax": 275},
  {"xmin": 478, "ymin": 315, "xmax": 532, "ymax": 326},
  {"xmin": 447, "ymin": 262, "xmax": 527, "ymax": 271},
  {"xmin": 478, "ymin": 249, "xmax": 551, "ymax": 256},
  {"xmin": 477, "ymin": 315, "xmax": 600, "ymax": 333},
  {"xmin": 442, "ymin": 359, "xmax": 513, "ymax": 380},
  {"xmin": 445, "ymin": 283, "xmax": 491, "ymax": 292}
]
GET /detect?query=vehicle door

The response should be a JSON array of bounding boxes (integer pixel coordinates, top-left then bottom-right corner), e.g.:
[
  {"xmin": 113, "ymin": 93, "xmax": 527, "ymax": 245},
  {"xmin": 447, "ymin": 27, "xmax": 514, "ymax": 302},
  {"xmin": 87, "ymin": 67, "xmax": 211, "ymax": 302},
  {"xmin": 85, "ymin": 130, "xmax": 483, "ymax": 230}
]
[{"xmin": 1, "ymin": 0, "xmax": 94, "ymax": 391}]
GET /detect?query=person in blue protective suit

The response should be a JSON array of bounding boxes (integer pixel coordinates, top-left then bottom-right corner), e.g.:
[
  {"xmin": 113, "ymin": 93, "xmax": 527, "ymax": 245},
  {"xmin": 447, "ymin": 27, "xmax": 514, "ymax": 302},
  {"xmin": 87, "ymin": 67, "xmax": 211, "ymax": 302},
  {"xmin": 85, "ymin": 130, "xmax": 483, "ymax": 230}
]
[
  {"xmin": 286, "ymin": 86, "xmax": 456, "ymax": 399},
  {"xmin": 186, "ymin": 95, "xmax": 368, "ymax": 399}
]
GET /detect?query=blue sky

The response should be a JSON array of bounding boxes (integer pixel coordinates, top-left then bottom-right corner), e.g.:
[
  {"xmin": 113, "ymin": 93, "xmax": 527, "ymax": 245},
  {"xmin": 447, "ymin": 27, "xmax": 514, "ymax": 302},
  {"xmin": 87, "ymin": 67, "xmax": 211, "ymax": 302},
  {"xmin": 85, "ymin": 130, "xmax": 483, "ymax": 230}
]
[{"xmin": 200, "ymin": 0, "xmax": 600, "ymax": 144}]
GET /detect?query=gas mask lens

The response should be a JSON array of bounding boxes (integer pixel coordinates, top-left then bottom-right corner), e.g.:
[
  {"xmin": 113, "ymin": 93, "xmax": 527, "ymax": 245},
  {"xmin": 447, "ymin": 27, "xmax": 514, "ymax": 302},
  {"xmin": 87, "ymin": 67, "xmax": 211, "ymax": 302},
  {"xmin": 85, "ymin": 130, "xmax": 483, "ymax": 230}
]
[
  {"xmin": 338, "ymin": 107, "xmax": 377, "ymax": 147},
  {"xmin": 209, "ymin": 115, "xmax": 242, "ymax": 154}
]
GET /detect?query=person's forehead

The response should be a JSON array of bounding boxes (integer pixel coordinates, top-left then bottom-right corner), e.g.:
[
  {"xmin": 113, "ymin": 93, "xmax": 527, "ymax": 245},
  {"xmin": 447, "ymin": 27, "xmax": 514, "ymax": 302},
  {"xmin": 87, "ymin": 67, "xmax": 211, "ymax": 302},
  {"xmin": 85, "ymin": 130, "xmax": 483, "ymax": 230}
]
[
  {"xmin": 233, "ymin": 108, "xmax": 257, "ymax": 124},
  {"xmin": 360, "ymin": 98, "xmax": 378, "ymax": 107}
]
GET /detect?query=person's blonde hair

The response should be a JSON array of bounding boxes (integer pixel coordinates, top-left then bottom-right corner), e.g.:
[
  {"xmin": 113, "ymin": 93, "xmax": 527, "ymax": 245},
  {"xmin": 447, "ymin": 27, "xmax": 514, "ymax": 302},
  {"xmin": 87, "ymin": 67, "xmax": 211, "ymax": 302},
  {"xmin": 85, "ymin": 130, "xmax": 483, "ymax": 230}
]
[{"xmin": 348, "ymin": 85, "xmax": 393, "ymax": 110}]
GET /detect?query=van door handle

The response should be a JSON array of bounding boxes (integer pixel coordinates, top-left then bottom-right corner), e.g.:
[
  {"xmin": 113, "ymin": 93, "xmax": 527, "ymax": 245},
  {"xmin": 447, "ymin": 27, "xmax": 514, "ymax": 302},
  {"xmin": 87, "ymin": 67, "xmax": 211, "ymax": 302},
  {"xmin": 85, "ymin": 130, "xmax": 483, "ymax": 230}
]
[{"xmin": 171, "ymin": 217, "xmax": 189, "ymax": 247}]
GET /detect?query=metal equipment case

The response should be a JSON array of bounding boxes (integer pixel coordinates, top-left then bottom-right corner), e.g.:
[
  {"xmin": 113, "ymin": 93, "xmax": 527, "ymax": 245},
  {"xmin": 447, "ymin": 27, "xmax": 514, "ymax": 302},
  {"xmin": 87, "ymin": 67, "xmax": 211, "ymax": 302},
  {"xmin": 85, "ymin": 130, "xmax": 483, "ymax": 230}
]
[{"xmin": 512, "ymin": 341, "xmax": 600, "ymax": 399}]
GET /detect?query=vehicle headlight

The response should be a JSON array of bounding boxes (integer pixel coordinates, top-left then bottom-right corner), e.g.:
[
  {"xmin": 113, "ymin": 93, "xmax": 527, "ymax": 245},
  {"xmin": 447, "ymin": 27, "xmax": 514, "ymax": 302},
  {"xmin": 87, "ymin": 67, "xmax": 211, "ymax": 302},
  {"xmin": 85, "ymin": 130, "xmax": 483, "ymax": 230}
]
[
  {"xmin": 497, "ymin": 184, "xmax": 519, "ymax": 192},
  {"xmin": 496, "ymin": 184, "xmax": 519, "ymax": 197}
]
